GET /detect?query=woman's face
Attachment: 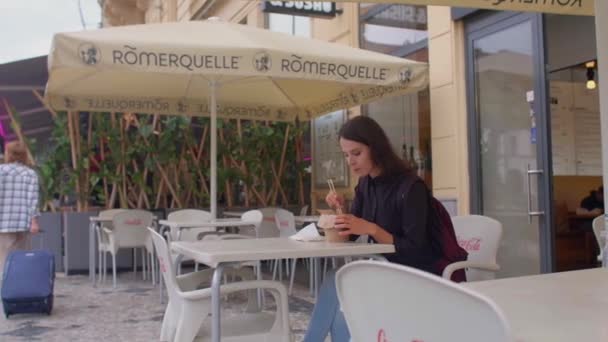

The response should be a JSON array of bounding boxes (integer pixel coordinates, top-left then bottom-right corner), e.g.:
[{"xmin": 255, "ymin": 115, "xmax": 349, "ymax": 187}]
[{"xmin": 339, "ymin": 138, "xmax": 379, "ymax": 177}]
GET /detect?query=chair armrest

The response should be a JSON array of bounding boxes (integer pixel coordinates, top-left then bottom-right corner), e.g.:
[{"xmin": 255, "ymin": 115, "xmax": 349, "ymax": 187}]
[
  {"xmin": 102, "ymin": 227, "xmax": 116, "ymax": 247},
  {"xmin": 94, "ymin": 225, "xmax": 103, "ymax": 243},
  {"xmin": 176, "ymin": 269, "xmax": 215, "ymax": 291},
  {"xmin": 175, "ymin": 263, "xmax": 256, "ymax": 291},
  {"xmin": 181, "ymin": 279, "xmax": 287, "ymax": 301},
  {"xmin": 442, "ymin": 261, "xmax": 500, "ymax": 280}
]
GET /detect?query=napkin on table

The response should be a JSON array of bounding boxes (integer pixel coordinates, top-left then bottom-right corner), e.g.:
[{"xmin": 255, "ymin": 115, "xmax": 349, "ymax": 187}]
[{"xmin": 289, "ymin": 223, "xmax": 324, "ymax": 241}]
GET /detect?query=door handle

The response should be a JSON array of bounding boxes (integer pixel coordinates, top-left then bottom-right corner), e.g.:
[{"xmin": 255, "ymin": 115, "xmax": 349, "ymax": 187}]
[{"xmin": 526, "ymin": 164, "xmax": 544, "ymax": 224}]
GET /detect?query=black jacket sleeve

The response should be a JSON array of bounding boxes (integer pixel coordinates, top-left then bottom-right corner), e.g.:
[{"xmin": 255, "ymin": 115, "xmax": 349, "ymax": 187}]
[
  {"xmin": 350, "ymin": 181, "xmax": 363, "ymax": 217},
  {"xmin": 392, "ymin": 181, "xmax": 432, "ymax": 263},
  {"xmin": 348, "ymin": 180, "xmax": 364, "ymax": 242}
]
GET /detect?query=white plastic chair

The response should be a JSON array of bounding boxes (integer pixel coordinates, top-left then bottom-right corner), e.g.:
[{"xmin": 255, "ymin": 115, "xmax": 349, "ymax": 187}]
[
  {"xmin": 592, "ymin": 216, "xmax": 605, "ymax": 262},
  {"xmin": 148, "ymin": 228, "xmax": 292, "ymax": 342},
  {"xmin": 443, "ymin": 215, "xmax": 502, "ymax": 281},
  {"xmin": 166, "ymin": 209, "xmax": 214, "ymax": 273},
  {"xmin": 274, "ymin": 209, "xmax": 305, "ymax": 294},
  {"xmin": 256, "ymin": 208, "xmax": 281, "ymax": 238},
  {"xmin": 336, "ymin": 261, "xmax": 513, "ymax": 342},
  {"xmin": 238, "ymin": 209, "xmax": 264, "ymax": 238},
  {"xmin": 299, "ymin": 205, "xmax": 309, "ymax": 216},
  {"xmin": 96, "ymin": 209, "xmax": 126, "ymax": 284},
  {"xmin": 103, "ymin": 210, "xmax": 154, "ymax": 288},
  {"xmin": 167, "ymin": 209, "xmax": 213, "ymax": 242}
]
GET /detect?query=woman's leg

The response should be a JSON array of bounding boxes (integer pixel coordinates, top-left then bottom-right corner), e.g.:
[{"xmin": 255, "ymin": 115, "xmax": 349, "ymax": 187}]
[{"xmin": 303, "ymin": 270, "xmax": 351, "ymax": 342}]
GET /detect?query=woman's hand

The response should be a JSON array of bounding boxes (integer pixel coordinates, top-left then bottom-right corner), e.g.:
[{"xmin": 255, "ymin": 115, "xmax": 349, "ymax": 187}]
[
  {"xmin": 334, "ymin": 214, "xmax": 378, "ymax": 236},
  {"xmin": 325, "ymin": 191, "xmax": 345, "ymax": 211}
]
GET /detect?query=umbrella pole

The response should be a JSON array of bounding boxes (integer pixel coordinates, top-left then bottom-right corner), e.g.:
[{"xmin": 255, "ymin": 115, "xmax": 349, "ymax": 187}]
[
  {"xmin": 596, "ymin": 0, "xmax": 608, "ymax": 264},
  {"xmin": 210, "ymin": 80, "xmax": 218, "ymax": 220}
]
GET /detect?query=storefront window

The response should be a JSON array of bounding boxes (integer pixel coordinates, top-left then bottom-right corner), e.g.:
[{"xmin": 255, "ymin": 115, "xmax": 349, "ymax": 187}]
[
  {"xmin": 268, "ymin": 13, "xmax": 310, "ymax": 37},
  {"xmin": 360, "ymin": 3, "xmax": 431, "ymax": 186}
]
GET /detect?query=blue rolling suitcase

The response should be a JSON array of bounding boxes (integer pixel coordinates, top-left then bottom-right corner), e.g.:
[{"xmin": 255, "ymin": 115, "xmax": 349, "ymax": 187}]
[{"xmin": 1, "ymin": 250, "xmax": 55, "ymax": 318}]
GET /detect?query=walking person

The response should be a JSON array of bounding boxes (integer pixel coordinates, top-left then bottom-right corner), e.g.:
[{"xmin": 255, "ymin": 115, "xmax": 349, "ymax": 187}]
[{"xmin": 0, "ymin": 141, "xmax": 40, "ymax": 277}]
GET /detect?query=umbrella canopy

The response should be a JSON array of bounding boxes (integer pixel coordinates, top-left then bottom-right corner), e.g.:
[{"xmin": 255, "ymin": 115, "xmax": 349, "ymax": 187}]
[
  {"xmin": 45, "ymin": 19, "xmax": 427, "ymax": 122},
  {"xmin": 46, "ymin": 19, "xmax": 428, "ymax": 219}
]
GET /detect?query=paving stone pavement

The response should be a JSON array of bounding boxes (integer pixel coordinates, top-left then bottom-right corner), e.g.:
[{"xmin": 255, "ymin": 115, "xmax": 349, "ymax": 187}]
[{"xmin": 0, "ymin": 270, "xmax": 317, "ymax": 342}]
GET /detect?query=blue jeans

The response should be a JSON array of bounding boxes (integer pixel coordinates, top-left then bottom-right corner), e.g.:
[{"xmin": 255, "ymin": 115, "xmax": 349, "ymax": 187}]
[{"xmin": 303, "ymin": 270, "xmax": 350, "ymax": 342}]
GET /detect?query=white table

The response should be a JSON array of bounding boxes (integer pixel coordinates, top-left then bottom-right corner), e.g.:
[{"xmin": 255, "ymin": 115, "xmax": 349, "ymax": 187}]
[
  {"xmin": 172, "ymin": 237, "xmax": 394, "ymax": 342},
  {"xmin": 464, "ymin": 268, "xmax": 608, "ymax": 341},
  {"xmin": 158, "ymin": 218, "xmax": 258, "ymax": 240}
]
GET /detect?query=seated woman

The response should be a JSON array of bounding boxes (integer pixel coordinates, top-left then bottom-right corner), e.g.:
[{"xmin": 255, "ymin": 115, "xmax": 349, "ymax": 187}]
[{"xmin": 303, "ymin": 116, "xmax": 442, "ymax": 342}]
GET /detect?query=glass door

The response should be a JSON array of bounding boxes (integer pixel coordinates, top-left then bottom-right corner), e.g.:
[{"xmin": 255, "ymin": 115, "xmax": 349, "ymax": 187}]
[{"xmin": 467, "ymin": 12, "xmax": 554, "ymax": 277}]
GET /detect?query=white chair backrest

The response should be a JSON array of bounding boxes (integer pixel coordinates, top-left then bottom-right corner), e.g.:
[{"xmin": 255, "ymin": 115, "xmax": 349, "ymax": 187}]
[
  {"xmin": 592, "ymin": 215, "xmax": 605, "ymax": 254},
  {"xmin": 299, "ymin": 205, "xmax": 309, "ymax": 216},
  {"xmin": 274, "ymin": 209, "xmax": 297, "ymax": 237},
  {"xmin": 240, "ymin": 209, "xmax": 263, "ymax": 237},
  {"xmin": 452, "ymin": 215, "xmax": 502, "ymax": 281},
  {"xmin": 111, "ymin": 210, "xmax": 154, "ymax": 248},
  {"xmin": 336, "ymin": 261, "xmax": 513, "ymax": 342},
  {"xmin": 148, "ymin": 228, "xmax": 179, "ymax": 296},
  {"xmin": 96, "ymin": 209, "xmax": 127, "ymax": 244},
  {"xmin": 99, "ymin": 209, "xmax": 127, "ymax": 229},
  {"xmin": 99, "ymin": 209, "xmax": 127, "ymax": 219},
  {"xmin": 167, "ymin": 209, "xmax": 212, "ymax": 222},
  {"xmin": 256, "ymin": 208, "xmax": 281, "ymax": 238},
  {"xmin": 167, "ymin": 209, "xmax": 213, "ymax": 241}
]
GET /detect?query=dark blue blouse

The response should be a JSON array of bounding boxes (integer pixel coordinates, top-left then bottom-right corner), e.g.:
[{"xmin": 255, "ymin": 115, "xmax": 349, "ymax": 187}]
[{"xmin": 350, "ymin": 173, "xmax": 440, "ymax": 273}]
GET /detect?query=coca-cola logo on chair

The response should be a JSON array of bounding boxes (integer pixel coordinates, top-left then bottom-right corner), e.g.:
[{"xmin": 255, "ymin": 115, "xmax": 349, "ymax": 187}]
[
  {"xmin": 157, "ymin": 256, "xmax": 166, "ymax": 274},
  {"xmin": 124, "ymin": 219, "xmax": 143, "ymax": 226},
  {"xmin": 377, "ymin": 328, "xmax": 424, "ymax": 342},
  {"xmin": 378, "ymin": 329, "xmax": 388, "ymax": 342},
  {"xmin": 458, "ymin": 237, "xmax": 481, "ymax": 251}
]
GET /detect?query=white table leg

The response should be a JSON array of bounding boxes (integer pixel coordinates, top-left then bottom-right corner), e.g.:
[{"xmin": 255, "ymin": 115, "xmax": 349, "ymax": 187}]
[
  {"xmin": 211, "ymin": 264, "xmax": 225, "ymax": 342},
  {"xmin": 256, "ymin": 261, "xmax": 263, "ymax": 310}
]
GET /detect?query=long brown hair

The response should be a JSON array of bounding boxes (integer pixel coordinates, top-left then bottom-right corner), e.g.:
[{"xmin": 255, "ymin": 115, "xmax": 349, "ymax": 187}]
[{"xmin": 338, "ymin": 116, "xmax": 411, "ymax": 177}]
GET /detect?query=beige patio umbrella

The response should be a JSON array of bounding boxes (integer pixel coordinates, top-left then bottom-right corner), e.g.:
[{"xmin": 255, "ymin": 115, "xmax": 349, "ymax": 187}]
[{"xmin": 45, "ymin": 19, "xmax": 428, "ymax": 219}]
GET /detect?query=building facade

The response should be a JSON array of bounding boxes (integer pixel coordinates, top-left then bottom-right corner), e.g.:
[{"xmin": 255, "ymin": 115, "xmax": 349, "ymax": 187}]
[{"xmin": 101, "ymin": 1, "xmax": 601, "ymax": 277}]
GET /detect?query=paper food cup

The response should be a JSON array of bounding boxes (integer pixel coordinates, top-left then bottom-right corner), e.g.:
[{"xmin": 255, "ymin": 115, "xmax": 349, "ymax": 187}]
[
  {"xmin": 317, "ymin": 209, "xmax": 348, "ymax": 243},
  {"xmin": 322, "ymin": 227, "xmax": 349, "ymax": 243}
]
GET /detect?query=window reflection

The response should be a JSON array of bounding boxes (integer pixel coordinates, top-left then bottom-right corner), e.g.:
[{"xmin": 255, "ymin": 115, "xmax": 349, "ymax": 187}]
[
  {"xmin": 361, "ymin": 4, "xmax": 427, "ymax": 55},
  {"xmin": 359, "ymin": 3, "xmax": 431, "ymax": 186},
  {"xmin": 268, "ymin": 13, "xmax": 310, "ymax": 37}
]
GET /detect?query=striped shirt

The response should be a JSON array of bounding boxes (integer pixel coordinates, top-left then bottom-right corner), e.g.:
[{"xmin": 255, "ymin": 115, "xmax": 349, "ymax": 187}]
[{"xmin": 0, "ymin": 162, "xmax": 40, "ymax": 233}]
